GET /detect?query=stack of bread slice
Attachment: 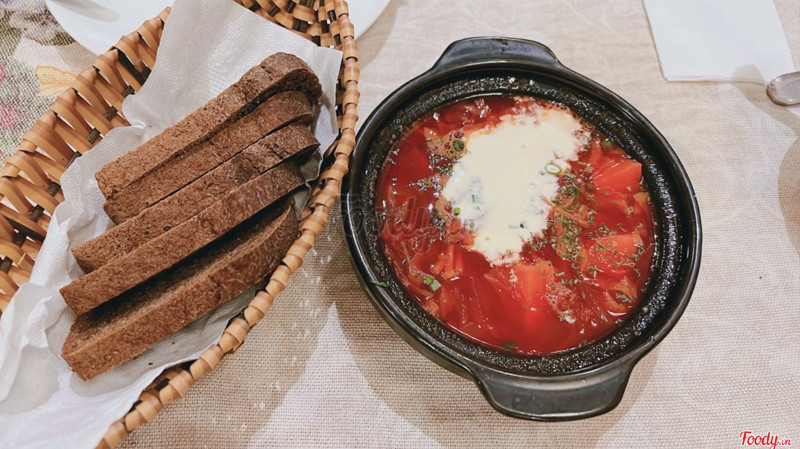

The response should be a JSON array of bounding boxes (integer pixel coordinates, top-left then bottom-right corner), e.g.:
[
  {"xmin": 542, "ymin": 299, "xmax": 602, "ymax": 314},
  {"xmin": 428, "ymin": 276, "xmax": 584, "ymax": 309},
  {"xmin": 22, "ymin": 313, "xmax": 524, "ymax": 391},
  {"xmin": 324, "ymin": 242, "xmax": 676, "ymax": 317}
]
[{"xmin": 60, "ymin": 53, "xmax": 321, "ymax": 380}]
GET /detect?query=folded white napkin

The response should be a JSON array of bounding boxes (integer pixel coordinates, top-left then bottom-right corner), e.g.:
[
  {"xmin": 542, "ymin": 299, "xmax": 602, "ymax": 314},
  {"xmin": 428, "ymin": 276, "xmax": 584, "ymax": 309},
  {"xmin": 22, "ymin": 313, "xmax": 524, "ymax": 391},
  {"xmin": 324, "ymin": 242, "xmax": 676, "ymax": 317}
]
[{"xmin": 643, "ymin": 0, "xmax": 796, "ymax": 84}]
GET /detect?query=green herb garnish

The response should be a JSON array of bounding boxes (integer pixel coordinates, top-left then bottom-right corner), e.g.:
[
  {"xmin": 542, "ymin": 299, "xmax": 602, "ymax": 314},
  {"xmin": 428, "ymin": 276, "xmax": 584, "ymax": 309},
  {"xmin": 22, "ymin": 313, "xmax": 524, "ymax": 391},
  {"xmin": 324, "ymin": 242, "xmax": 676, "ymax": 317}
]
[
  {"xmin": 631, "ymin": 244, "xmax": 646, "ymax": 261},
  {"xmin": 561, "ymin": 185, "xmax": 580, "ymax": 197},
  {"xmin": 597, "ymin": 223, "xmax": 615, "ymax": 236},
  {"xmin": 371, "ymin": 280, "xmax": 388, "ymax": 288},
  {"xmin": 545, "ymin": 163, "xmax": 561, "ymax": 175},
  {"xmin": 502, "ymin": 341, "xmax": 516, "ymax": 351},
  {"xmin": 616, "ymin": 293, "xmax": 634, "ymax": 303},
  {"xmin": 550, "ymin": 212, "xmax": 582, "ymax": 262},
  {"xmin": 530, "ymin": 239, "xmax": 546, "ymax": 251},
  {"xmin": 453, "ymin": 207, "xmax": 461, "ymax": 216},
  {"xmin": 411, "ymin": 177, "xmax": 434, "ymax": 192},
  {"xmin": 423, "ymin": 275, "xmax": 441, "ymax": 292},
  {"xmin": 452, "ymin": 139, "xmax": 464, "ymax": 152},
  {"xmin": 602, "ymin": 139, "xmax": 613, "ymax": 149}
]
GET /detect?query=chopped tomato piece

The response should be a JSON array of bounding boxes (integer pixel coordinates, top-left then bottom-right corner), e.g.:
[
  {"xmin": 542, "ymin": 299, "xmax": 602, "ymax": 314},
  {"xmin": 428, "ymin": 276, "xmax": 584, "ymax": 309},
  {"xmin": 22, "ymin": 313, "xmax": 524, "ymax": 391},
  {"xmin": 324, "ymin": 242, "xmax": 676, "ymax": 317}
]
[
  {"xmin": 485, "ymin": 261, "xmax": 555, "ymax": 313},
  {"xmin": 544, "ymin": 282, "xmax": 581, "ymax": 322},
  {"xmin": 592, "ymin": 159, "xmax": 642, "ymax": 192},
  {"xmin": 585, "ymin": 233, "xmax": 642, "ymax": 274},
  {"xmin": 633, "ymin": 192, "xmax": 649, "ymax": 207},
  {"xmin": 513, "ymin": 261, "xmax": 556, "ymax": 308},
  {"xmin": 586, "ymin": 141, "xmax": 610, "ymax": 173},
  {"xmin": 632, "ymin": 192, "xmax": 651, "ymax": 216}
]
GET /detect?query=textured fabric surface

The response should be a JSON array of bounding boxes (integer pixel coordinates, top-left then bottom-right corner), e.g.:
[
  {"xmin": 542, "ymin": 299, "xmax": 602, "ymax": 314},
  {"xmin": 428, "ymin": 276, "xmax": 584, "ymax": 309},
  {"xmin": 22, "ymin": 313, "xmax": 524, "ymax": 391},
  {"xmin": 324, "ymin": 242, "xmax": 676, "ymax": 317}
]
[
  {"xmin": 1, "ymin": 0, "xmax": 799, "ymax": 448},
  {"xmin": 0, "ymin": 0, "xmax": 94, "ymax": 158}
]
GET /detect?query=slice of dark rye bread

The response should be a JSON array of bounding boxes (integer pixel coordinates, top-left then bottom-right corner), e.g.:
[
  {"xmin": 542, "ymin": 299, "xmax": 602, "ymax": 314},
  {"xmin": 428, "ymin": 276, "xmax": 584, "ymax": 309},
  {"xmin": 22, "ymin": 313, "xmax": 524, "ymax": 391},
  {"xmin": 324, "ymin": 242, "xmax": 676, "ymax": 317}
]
[
  {"xmin": 95, "ymin": 52, "xmax": 322, "ymax": 198},
  {"xmin": 62, "ymin": 201, "xmax": 297, "ymax": 381},
  {"xmin": 103, "ymin": 91, "xmax": 315, "ymax": 224},
  {"xmin": 60, "ymin": 162, "xmax": 305, "ymax": 315},
  {"xmin": 72, "ymin": 126, "xmax": 317, "ymax": 272}
]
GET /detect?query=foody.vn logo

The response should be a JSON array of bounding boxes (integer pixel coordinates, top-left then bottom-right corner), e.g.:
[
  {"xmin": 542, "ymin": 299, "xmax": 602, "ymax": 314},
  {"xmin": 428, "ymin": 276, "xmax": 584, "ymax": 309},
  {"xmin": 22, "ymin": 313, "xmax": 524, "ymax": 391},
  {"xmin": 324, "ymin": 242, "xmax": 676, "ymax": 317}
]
[{"xmin": 741, "ymin": 431, "xmax": 791, "ymax": 449}]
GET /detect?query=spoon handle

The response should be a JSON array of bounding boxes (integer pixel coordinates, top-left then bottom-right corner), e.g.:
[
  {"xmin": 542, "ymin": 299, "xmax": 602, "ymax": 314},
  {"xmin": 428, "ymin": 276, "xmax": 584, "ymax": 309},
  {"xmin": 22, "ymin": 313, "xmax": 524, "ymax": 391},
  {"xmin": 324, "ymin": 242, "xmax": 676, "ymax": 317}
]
[{"xmin": 767, "ymin": 71, "xmax": 800, "ymax": 106}]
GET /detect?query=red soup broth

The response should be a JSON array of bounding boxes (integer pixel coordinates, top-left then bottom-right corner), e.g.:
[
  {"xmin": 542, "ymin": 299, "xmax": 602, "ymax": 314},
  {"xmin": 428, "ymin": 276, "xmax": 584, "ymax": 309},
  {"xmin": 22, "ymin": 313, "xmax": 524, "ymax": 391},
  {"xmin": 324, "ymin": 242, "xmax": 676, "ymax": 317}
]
[{"xmin": 375, "ymin": 95, "xmax": 657, "ymax": 355}]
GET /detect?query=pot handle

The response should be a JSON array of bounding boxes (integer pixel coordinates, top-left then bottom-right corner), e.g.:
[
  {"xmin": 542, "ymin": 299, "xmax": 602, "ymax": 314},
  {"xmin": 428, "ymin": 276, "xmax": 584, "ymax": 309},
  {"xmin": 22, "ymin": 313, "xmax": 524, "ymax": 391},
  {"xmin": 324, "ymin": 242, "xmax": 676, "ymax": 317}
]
[
  {"xmin": 467, "ymin": 361, "xmax": 635, "ymax": 420},
  {"xmin": 432, "ymin": 37, "xmax": 563, "ymax": 72}
]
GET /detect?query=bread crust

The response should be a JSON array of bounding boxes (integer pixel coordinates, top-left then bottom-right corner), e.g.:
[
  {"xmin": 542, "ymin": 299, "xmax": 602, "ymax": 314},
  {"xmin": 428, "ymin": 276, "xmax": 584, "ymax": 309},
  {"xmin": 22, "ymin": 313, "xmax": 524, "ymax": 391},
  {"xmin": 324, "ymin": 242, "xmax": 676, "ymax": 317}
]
[
  {"xmin": 62, "ymin": 202, "xmax": 298, "ymax": 381},
  {"xmin": 72, "ymin": 125, "xmax": 318, "ymax": 272},
  {"xmin": 95, "ymin": 52, "xmax": 321, "ymax": 198},
  {"xmin": 61, "ymin": 163, "xmax": 304, "ymax": 314},
  {"xmin": 103, "ymin": 91, "xmax": 315, "ymax": 223}
]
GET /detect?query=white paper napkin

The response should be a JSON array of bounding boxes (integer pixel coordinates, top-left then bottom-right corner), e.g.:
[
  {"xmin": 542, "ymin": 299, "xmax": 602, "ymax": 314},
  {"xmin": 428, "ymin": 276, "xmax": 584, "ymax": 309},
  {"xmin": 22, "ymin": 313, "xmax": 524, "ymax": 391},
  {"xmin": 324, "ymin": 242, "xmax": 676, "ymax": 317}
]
[
  {"xmin": 0, "ymin": 0, "xmax": 341, "ymax": 447},
  {"xmin": 643, "ymin": 0, "xmax": 796, "ymax": 84}
]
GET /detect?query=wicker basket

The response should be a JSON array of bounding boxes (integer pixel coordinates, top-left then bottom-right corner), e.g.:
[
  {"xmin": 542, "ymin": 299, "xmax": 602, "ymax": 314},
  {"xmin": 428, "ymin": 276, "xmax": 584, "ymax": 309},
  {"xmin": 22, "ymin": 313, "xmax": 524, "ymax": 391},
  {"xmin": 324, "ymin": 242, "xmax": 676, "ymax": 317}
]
[{"xmin": 0, "ymin": 1, "xmax": 358, "ymax": 447}]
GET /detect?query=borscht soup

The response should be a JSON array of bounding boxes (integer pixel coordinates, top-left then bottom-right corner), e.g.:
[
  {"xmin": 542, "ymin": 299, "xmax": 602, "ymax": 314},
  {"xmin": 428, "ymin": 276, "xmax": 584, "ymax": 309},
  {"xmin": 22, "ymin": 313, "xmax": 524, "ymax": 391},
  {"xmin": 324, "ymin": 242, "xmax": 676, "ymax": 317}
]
[{"xmin": 376, "ymin": 95, "xmax": 657, "ymax": 355}]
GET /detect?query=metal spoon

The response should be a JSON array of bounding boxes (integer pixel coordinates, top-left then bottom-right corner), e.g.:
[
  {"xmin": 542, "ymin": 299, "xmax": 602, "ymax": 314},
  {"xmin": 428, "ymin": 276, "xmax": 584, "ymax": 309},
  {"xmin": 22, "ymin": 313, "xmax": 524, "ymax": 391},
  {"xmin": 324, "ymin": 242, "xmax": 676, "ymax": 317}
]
[{"xmin": 767, "ymin": 71, "xmax": 800, "ymax": 106}]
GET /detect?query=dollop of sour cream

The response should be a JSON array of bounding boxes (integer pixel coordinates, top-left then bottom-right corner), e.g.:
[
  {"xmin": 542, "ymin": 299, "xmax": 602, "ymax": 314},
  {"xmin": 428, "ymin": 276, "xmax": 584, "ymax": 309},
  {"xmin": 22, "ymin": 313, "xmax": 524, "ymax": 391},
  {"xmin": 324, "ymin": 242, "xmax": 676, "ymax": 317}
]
[{"xmin": 441, "ymin": 104, "xmax": 587, "ymax": 264}]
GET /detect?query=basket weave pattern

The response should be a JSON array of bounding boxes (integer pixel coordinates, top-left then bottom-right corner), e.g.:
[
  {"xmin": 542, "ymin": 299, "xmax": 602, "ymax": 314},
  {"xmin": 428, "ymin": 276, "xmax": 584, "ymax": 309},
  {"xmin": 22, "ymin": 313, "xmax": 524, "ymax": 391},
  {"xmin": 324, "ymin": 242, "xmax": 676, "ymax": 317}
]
[{"xmin": 0, "ymin": 1, "xmax": 358, "ymax": 447}]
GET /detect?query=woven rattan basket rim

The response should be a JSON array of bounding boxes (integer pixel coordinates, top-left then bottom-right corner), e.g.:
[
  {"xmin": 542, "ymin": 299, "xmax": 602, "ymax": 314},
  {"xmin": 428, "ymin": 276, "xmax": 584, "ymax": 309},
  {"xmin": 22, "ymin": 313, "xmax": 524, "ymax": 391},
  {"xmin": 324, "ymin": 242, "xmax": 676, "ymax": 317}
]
[{"xmin": 0, "ymin": 1, "xmax": 358, "ymax": 447}]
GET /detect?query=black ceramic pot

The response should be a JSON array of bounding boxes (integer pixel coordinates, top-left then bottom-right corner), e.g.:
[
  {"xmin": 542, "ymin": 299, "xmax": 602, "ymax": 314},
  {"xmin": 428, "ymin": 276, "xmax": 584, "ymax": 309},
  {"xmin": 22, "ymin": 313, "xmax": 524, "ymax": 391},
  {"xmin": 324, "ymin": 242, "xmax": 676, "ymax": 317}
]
[{"xmin": 342, "ymin": 37, "xmax": 701, "ymax": 421}]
